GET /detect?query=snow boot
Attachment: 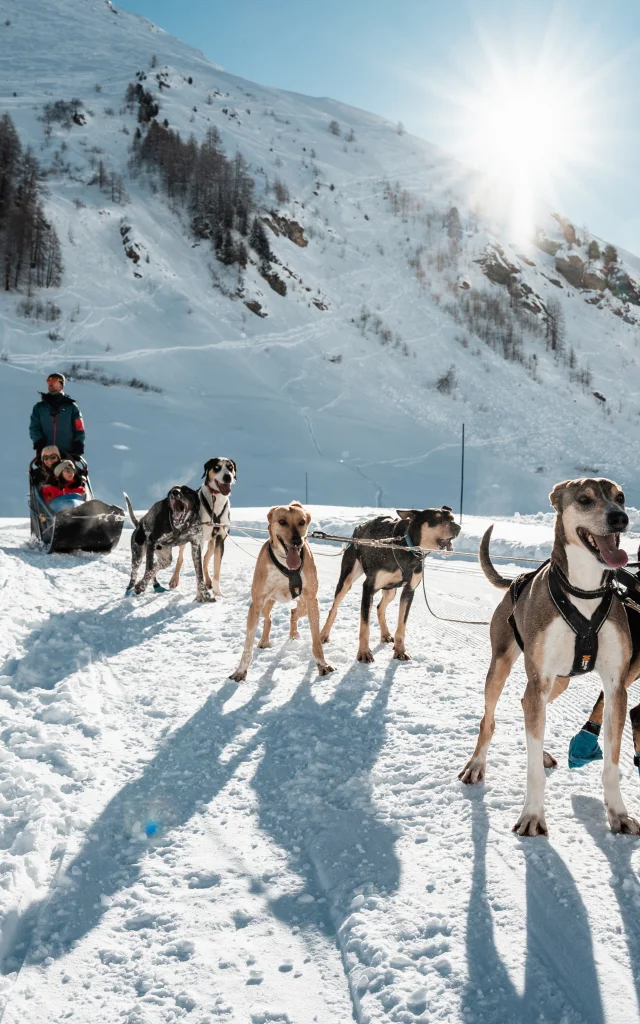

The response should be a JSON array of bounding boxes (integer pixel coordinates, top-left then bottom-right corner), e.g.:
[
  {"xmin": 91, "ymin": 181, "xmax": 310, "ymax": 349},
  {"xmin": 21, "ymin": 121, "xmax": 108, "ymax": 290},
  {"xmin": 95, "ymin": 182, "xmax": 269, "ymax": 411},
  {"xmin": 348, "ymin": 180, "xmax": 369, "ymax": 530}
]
[{"xmin": 568, "ymin": 723, "xmax": 602, "ymax": 768}]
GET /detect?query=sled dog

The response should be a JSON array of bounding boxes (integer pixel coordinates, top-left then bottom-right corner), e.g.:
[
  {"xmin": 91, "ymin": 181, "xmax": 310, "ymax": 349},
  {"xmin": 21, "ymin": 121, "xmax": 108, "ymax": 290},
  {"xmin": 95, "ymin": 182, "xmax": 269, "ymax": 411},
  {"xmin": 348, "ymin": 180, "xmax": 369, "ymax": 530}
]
[
  {"xmin": 320, "ymin": 507, "xmax": 460, "ymax": 662},
  {"xmin": 230, "ymin": 501, "xmax": 334, "ymax": 681},
  {"xmin": 459, "ymin": 477, "xmax": 640, "ymax": 837},
  {"xmin": 170, "ymin": 458, "xmax": 237, "ymax": 596}
]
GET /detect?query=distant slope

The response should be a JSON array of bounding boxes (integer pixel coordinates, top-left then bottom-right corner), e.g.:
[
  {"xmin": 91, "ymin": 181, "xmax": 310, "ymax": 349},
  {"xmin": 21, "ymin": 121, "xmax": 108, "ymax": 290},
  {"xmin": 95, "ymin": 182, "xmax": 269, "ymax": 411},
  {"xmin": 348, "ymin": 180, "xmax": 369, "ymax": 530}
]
[{"xmin": 0, "ymin": 0, "xmax": 638, "ymax": 516}]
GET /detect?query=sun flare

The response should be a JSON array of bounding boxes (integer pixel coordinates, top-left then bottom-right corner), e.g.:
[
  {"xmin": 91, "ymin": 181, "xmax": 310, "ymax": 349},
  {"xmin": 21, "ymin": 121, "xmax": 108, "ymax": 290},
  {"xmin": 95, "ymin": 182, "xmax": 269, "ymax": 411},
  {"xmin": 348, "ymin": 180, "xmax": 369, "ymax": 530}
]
[
  {"xmin": 465, "ymin": 74, "xmax": 590, "ymax": 239},
  {"xmin": 431, "ymin": 26, "xmax": 606, "ymax": 243}
]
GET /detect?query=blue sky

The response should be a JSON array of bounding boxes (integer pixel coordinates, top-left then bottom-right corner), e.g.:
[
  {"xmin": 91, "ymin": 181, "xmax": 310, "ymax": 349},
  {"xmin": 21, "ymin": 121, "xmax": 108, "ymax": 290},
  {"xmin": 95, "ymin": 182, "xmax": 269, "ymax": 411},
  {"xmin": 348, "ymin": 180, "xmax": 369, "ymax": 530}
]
[{"xmin": 120, "ymin": 0, "xmax": 640, "ymax": 252}]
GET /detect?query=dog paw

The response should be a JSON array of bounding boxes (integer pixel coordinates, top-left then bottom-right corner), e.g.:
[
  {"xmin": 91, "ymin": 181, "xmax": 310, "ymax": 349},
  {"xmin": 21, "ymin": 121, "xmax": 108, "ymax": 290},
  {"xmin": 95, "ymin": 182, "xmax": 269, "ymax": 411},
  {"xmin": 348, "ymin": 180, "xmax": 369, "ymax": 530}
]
[
  {"xmin": 357, "ymin": 650, "xmax": 375, "ymax": 663},
  {"xmin": 320, "ymin": 633, "xmax": 330, "ymax": 645},
  {"xmin": 289, "ymin": 632, "xmax": 300, "ymax": 641},
  {"xmin": 317, "ymin": 662, "xmax": 335, "ymax": 676},
  {"xmin": 458, "ymin": 760, "xmax": 486, "ymax": 785},
  {"xmin": 380, "ymin": 633, "xmax": 394, "ymax": 644},
  {"xmin": 257, "ymin": 640, "xmax": 271, "ymax": 649},
  {"xmin": 169, "ymin": 578, "xmax": 179, "ymax": 590},
  {"xmin": 229, "ymin": 669, "xmax": 247, "ymax": 682},
  {"xmin": 607, "ymin": 809, "xmax": 640, "ymax": 835},
  {"xmin": 543, "ymin": 750, "xmax": 558, "ymax": 769},
  {"xmin": 134, "ymin": 583, "xmax": 146, "ymax": 596},
  {"xmin": 512, "ymin": 811, "xmax": 548, "ymax": 837},
  {"xmin": 210, "ymin": 583, "xmax": 223, "ymax": 597},
  {"xmin": 194, "ymin": 591, "xmax": 215, "ymax": 603},
  {"xmin": 393, "ymin": 649, "xmax": 411, "ymax": 661}
]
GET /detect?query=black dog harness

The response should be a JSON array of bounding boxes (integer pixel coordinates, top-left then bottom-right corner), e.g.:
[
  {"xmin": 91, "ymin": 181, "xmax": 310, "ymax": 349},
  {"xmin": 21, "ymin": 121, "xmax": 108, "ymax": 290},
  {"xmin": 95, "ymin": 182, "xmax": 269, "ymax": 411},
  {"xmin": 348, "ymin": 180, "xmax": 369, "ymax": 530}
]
[
  {"xmin": 382, "ymin": 531, "xmax": 424, "ymax": 588},
  {"xmin": 508, "ymin": 560, "xmax": 616, "ymax": 676},
  {"xmin": 268, "ymin": 543, "xmax": 304, "ymax": 599},
  {"xmin": 201, "ymin": 488, "xmax": 229, "ymax": 529}
]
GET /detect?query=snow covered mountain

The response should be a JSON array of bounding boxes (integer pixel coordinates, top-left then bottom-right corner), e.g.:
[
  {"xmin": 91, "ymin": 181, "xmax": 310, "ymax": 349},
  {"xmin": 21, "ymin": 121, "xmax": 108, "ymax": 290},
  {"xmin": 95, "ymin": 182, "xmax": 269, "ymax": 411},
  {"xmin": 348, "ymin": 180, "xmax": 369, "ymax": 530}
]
[{"xmin": 1, "ymin": 0, "xmax": 639, "ymax": 516}]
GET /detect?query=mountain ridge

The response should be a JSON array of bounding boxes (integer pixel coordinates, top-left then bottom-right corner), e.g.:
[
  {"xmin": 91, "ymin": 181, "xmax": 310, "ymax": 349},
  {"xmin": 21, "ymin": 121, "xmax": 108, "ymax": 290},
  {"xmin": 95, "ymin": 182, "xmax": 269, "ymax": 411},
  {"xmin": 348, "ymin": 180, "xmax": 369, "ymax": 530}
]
[{"xmin": 0, "ymin": 0, "xmax": 638, "ymax": 516}]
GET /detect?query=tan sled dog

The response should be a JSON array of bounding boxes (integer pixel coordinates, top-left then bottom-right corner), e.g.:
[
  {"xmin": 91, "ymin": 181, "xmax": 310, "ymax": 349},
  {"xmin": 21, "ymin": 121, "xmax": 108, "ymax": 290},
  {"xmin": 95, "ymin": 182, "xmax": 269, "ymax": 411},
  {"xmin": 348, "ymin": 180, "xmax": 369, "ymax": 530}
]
[
  {"xmin": 459, "ymin": 477, "xmax": 639, "ymax": 837},
  {"xmin": 230, "ymin": 502, "xmax": 335, "ymax": 682}
]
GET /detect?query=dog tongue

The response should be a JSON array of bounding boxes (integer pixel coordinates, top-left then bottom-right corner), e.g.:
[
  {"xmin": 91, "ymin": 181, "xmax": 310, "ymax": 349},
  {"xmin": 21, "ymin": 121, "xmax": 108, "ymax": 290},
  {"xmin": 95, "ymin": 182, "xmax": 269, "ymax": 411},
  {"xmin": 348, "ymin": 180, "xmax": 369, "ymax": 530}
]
[
  {"xmin": 286, "ymin": 546, "xmax": 302, "ymax": 570},
  {"xmin": 217, "ymin": 482, "xmax": 231, "ymax": 496},
  {"xmin": 594, "ymin": 534, "xmax": 628, "ymax": 568}
]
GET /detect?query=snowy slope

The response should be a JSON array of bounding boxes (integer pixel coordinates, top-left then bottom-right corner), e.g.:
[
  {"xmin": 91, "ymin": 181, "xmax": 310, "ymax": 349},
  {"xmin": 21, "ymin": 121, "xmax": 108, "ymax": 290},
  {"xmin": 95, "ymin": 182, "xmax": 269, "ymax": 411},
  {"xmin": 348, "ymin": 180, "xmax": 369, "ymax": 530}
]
[
  {"xmin": 1, "ymin": 0, "xmax": 640, "ymax": 518},
  {"xmin": 2, "ymin": 510, "xmax": 640, "ymax": 1023}
]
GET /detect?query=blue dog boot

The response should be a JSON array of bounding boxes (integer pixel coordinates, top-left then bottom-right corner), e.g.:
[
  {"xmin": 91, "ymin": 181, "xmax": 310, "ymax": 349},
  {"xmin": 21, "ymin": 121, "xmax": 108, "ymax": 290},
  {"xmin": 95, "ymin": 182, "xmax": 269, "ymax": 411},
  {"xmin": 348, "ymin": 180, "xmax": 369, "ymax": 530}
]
[
  {"xmin": 153, "ymin": 581, "xmax": 167, "ymax": 593},
  {"xmin": 568, "ymin": 724, "xmax": 603, "ymax": 769},
  {"xmin": 634, "ymin": 754, "xmax": 640, "ymax": 777},
  {"xmin": 124, "ymin": 584, "xmax": 135, "ymax": 597}
]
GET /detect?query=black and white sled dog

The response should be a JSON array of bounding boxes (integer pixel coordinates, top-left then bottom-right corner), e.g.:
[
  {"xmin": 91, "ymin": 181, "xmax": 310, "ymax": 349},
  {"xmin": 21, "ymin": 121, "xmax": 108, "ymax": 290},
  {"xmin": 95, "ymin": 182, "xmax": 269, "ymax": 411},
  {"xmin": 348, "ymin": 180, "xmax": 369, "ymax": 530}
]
[
  {"xmin": 124, "ymin": 486, "xmax": 212, "ymax": 601},
  {"xmin": 169, "ymin": 457, "xmax": 237, "ymax": 597}
]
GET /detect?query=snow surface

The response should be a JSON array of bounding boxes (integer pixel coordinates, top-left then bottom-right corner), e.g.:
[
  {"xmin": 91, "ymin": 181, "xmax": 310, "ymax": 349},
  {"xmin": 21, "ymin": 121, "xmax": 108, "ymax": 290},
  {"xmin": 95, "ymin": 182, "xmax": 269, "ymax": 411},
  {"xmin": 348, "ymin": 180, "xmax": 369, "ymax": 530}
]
[
  {"xmin": 2, "ymin": 0, "xmax": 640, "ymax": 518},
  {"xmin": 2, "ymin": 507, "xmax": 640, "ymax": 1023}
]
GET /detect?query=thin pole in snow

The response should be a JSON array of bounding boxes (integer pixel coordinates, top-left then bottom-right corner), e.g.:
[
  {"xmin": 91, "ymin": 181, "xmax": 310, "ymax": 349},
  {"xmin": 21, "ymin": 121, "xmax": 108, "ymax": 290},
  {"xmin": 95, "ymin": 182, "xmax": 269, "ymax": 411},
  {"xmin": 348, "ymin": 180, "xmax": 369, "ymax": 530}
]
[
  {"xmin": 459, "ymin": 423, "xmax": 465, "ymax": 525},
  {"xmin": 305, "ymin": 472, "xmax": 308, "ymax": 505}
]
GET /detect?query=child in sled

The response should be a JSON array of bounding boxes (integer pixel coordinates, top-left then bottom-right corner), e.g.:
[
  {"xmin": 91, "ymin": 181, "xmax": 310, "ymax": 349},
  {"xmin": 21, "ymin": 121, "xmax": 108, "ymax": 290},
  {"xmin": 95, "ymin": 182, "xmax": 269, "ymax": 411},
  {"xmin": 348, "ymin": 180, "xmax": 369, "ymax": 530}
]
[{"xmin": 42, "ymin": 460, "xmax": 86, "ymax": 512}]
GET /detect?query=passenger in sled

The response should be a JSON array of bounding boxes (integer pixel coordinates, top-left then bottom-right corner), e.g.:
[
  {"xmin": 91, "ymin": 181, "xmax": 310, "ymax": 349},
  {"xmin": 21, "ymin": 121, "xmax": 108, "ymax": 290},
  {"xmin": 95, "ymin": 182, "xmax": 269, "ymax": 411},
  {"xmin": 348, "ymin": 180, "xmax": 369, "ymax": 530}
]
[{"xmin": 41, "ymin": 460, "xmax": 86, "ymax": 512}]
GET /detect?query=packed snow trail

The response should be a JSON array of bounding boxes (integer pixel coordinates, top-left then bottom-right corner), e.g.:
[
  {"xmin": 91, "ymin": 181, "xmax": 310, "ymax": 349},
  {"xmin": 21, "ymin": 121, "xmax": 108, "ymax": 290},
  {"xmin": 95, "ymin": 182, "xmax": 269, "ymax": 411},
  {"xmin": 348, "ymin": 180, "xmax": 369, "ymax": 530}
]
[{"xmin": 2, "ymin": 510, "xmax": 640, "ymax": 1023}]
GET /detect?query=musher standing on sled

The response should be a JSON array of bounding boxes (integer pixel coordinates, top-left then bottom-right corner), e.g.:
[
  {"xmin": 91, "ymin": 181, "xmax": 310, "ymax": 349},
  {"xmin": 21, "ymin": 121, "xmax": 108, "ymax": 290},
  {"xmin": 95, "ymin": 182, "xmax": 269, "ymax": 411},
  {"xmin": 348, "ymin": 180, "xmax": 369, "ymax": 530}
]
[{"xmin": 29, "ymin": 372, "xmax": 86, "ymax": 462}]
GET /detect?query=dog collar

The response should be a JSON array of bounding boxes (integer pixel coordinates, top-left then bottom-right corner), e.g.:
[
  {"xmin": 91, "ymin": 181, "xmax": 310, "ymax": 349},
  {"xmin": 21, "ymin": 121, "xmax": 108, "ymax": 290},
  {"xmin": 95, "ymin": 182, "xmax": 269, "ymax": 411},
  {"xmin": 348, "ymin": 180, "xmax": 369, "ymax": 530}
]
[
  {"xmin": 403, "ymin": 533, "xmax": 414, "ymax": 548},
  {"xmin": 550, "ymin": 560, "xmax": 614, "ymax": 599},
  {"xmin": 268, "ymin": 543, "xmax": 304, "ymax": 599},
  {"xmin": 206, "ymin": 483, "xmax": 221, "ymax": 496}
]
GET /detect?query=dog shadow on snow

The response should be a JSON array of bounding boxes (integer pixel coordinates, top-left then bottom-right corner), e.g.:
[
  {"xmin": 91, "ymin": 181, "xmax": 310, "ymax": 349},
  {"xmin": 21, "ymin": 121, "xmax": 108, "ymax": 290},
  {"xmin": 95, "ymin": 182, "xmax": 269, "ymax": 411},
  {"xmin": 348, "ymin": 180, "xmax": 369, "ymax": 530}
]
[
  {"xmin": 462, "ymin": 792, "xmax": 607, "ymax": 1024},
  {"xmin": 1, "ymin": 599, "xmax": 194, "ymax": 691},
  {"xmin": 0, "ymin": 657, "xmax": 401, "ymax": 973}
]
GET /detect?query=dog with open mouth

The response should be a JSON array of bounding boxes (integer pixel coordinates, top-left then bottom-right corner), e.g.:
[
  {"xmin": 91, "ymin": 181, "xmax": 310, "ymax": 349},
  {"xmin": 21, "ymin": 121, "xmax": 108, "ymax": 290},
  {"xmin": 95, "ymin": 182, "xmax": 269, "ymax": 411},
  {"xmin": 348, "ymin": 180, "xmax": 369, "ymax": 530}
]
[
  {"xmin": 229, "ymin": 501, "xmax": 334, "ymax": 682},
  {"xmin": 169, "ymin": 458, "xmax": 237, "ymax": 597},
  {"xmin": 320, "ymin": 507, "xmax": 461, "ymax": 663},
  {"xmin": 459, "ymin": 476, "xmax": 640, "ymax": 837},
  {"xmin": 124, "ymin": 486, "xmax": 212, "ymax": 601}
]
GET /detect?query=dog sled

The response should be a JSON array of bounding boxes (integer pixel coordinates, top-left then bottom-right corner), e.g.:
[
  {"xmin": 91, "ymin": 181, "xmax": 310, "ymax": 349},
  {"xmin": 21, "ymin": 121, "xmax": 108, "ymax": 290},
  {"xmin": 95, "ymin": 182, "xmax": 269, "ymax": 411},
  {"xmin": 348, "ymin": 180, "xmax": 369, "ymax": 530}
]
[{"xmin": 29, "ymin": 457, "xmax": 125, "ymax": 554}]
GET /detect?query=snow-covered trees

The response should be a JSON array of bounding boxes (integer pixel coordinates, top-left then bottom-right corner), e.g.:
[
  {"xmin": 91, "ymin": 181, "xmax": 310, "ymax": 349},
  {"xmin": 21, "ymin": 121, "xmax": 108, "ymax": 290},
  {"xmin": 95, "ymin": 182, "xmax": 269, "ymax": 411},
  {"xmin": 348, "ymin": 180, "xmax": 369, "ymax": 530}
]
[
  {"xmin": 0, "ymin": 114, "xmax": 63, "ymax": 291},
  {"xmin": 587, "ymin": 240, "xmax": 601, "ymax": 261},
  {"xmin": 130, "ymin": 121, "xmax": 257, "ymax": 268}
]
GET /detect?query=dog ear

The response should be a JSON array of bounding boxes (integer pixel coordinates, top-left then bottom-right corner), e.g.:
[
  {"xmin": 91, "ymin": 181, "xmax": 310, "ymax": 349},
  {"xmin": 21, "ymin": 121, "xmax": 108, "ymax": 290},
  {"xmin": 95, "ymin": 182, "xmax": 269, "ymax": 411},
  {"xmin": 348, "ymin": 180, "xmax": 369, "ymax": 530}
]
[
  {"xmin": 396, "ymin": 509, "xmax": 416, "ymax": 520},
  {"xmin": 289, "ymin": 500, "xmax": 303, "ymax": 509},
  {"xmin": 549, "ymin": 481, "xmax": 571, "ymax": 511},
  {"xmin": 202, "ymin": 458, "xmax": 215, "ymax": 480},
  {"xmin": 267, "ymin": 506, "xmax": 279, "ymax": 522},
  {"xmin": 229, "ymin": 459, "xmax": 237, "ymax": 479}
]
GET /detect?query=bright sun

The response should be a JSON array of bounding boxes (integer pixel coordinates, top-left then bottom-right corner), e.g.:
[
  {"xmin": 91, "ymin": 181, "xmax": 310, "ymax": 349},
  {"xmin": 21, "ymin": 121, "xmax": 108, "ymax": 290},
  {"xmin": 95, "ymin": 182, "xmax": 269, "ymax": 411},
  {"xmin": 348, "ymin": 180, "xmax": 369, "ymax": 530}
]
[
  {"xmin": 464, "ymin": 72, "xmax": 591, "ymax": 238},
  {"xmin": 469, "ymin": 79, "xmax": 586, "ymax": 237},
  {"xmin": 439, "ymin": 33, "xmax": 601, "ymax": 242}
]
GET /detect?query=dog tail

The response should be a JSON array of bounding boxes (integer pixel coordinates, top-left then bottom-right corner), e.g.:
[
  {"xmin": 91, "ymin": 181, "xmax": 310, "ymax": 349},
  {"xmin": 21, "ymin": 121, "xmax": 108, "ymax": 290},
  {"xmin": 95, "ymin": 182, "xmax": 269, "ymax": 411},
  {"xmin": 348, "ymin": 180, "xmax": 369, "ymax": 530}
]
[
  {"xmin": 479, "ymin": 525, "xmax": 511, "ymax": 590},
  {"xmin": 123, "ymin": 493, "xmax": 138, "ymax": 527}
]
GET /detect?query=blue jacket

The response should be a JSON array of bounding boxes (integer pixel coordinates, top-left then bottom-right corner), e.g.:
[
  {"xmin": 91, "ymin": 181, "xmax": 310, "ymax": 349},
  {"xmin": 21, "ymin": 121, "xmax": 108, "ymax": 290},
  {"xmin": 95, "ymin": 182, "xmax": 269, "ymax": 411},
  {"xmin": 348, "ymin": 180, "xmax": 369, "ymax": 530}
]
[{"xmin": 29, "ymin": 392, "xmax": 85, "ymax": 455}]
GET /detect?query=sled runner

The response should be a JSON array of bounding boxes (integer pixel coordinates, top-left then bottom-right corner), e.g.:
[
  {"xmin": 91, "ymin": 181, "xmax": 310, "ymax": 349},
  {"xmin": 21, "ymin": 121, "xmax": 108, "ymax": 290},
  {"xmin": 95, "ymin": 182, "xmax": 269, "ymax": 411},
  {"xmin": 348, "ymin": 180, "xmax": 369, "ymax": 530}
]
[{"xmin": 29, "ymin": 457, "xmax": 124, "ymax": 554}]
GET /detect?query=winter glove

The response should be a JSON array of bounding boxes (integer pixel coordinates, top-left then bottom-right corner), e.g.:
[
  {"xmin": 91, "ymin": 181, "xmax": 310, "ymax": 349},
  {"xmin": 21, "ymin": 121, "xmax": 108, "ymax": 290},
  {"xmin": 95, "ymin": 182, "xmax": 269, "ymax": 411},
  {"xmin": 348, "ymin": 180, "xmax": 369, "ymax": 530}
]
[
  {"xmin": 568, "ymin": 726, "xmax": 603, "ymax": 769},
  {"xmin": 70, "ymin": 442, "xmax": 85, "ymax": 456}
]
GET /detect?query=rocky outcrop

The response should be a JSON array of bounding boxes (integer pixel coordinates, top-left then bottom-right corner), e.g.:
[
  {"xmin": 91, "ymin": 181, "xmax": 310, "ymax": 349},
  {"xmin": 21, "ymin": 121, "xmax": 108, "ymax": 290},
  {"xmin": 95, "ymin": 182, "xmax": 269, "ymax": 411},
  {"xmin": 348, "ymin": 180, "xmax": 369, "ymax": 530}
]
[
  {"xmin": 534, "ymin": 234, "xmax": 563, "ymax": 256},
  {"xmin": 263, "ymin": 213, "xmax": 308, "ymax": 247},
  {"xmin": 582, "ymin": 270, "xmax": 607, "ymax": 291},
  {"xmin": 244, "ymin": 300, "xmax": 267, "ymax": 317},
  {"xmin": 552, "ymin": 213, "xmax": 578, "ymax": 246},
  {"xmin": 260, "ymin": 267, "xmax": 287, "ymax": 295},
  {"xmin": 475, "ymin": 245, "xmax": 519, "ymax": 286},
  {"xmin": 612, "ymin": 272, "xmax": 640, "ymax": 306},
  {"xmin": 555, "ymin": 253, "xmax": 584, "ymax": 288}
]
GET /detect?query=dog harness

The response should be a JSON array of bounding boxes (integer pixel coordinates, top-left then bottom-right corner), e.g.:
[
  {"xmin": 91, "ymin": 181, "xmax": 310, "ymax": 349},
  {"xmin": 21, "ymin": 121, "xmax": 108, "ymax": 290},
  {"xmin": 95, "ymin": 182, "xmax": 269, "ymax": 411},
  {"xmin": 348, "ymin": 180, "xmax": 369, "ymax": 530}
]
[
  {"xmin": 268, "ymin": 544, "xmax": 305, "ymax": 599},
  {"xmin": 508, "ymin": 559, "xmax": 616, "ymax": 675},
  {"xmin": 201, "ymin": 488, "xmax": 229, "ymax": 529},
  {"xmin": 380, "ymin": 532, "xmax": 424, "ymax": 589}
]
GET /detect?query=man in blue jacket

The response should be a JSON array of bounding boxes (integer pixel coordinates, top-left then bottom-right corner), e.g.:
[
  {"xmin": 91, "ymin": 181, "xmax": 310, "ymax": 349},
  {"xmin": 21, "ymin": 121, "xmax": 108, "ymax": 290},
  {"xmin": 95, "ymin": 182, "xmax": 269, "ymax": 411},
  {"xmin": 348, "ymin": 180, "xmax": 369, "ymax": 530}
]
[{"xmin": 30, "ymin": 373, "xmax": 85, "ymax": 461}]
